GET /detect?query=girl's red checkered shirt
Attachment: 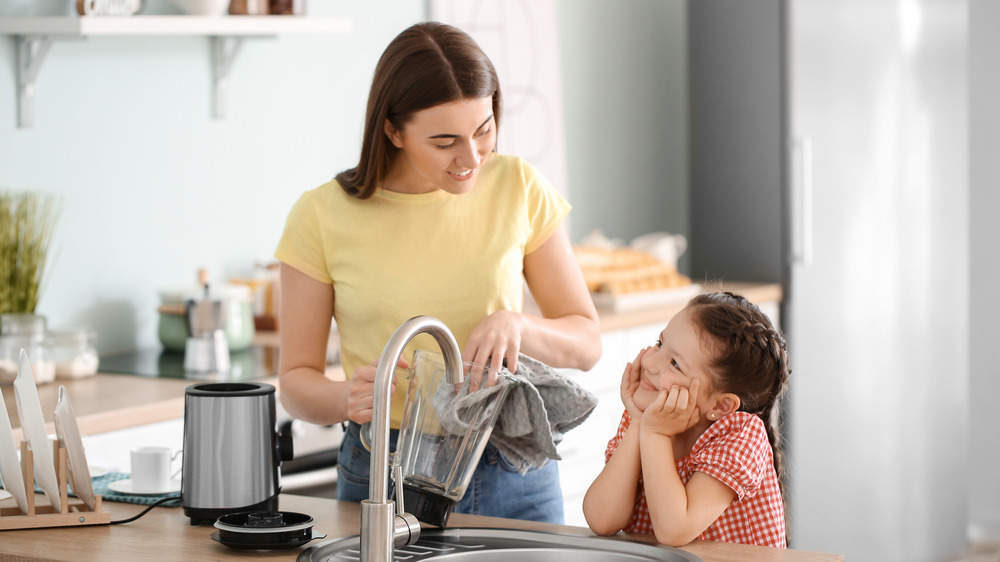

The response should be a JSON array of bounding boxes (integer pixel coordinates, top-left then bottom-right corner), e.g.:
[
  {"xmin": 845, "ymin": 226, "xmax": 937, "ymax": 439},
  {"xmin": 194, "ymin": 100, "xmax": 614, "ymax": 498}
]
[{"xmin": 604, "ymin": 410, "xmax": 787, "ymax": 548}]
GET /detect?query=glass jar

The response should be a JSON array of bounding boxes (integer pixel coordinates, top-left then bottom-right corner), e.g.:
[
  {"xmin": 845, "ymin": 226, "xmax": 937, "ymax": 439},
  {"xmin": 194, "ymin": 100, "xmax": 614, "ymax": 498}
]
[
  {"xmin": 49, "ymin": 327, "xmax": 99, "ymax": 379},
  {"xmin": 0, "ymin": 313, "xmax": 55, "ymax": 385}
]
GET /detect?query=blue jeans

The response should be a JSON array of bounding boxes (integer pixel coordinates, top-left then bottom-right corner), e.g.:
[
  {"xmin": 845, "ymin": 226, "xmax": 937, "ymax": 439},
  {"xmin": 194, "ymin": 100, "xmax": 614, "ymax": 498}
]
[{"xmin": 337, "ymin": 421, "xmax": 564, "ymax": 524}]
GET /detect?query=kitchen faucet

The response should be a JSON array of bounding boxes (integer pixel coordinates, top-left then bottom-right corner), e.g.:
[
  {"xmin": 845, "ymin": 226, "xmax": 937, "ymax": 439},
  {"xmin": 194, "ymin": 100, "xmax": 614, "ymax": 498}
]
[{"xmin": 361, "ymin": 316, "xmax": 464, "ymax": 562}]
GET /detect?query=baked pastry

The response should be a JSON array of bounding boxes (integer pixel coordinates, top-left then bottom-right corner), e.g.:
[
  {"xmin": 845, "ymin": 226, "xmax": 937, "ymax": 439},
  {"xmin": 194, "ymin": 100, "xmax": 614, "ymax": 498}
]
[{"xmin": 574, "ymin": 245, "xmax": 691, "ymax": 295}]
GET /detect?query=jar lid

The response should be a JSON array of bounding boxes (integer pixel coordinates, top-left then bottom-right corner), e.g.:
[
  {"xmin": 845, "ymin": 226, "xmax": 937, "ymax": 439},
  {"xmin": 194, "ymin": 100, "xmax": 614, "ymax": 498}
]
[
  {"xmin": 48, "ymin": 326, "xmax": 97, "ymax": 344},
  {"xmin": 0, "ymin": 314, "xmax": 47, "ymax": 336}
]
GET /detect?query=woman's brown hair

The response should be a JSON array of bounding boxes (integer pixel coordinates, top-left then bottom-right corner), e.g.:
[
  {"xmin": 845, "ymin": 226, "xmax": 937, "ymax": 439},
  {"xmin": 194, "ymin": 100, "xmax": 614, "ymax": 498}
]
[
  {"xmin": 336, "ymin": 21, "xmax": 503, "ymax": 199},
  {"xmin": 686, "ymin": 291, "xmax": 791, "ymax": 498}
]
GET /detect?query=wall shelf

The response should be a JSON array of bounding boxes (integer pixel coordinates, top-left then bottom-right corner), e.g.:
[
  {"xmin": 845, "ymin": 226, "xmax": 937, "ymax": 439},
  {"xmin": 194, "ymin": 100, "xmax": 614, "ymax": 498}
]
[{"xmin": 0, "ymin": 16, "xmax": 353, "ymax": 128}]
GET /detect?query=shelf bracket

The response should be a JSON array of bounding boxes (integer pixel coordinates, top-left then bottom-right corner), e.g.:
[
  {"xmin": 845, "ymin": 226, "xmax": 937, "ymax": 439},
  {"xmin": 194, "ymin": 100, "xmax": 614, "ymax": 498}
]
[
  {"xmin": 16, "ymin": 35, "xmax": 54, "ymax": 129},
  {"xmin": 210, "ymin": 36, "xmax": 245, "ymax": 120}
]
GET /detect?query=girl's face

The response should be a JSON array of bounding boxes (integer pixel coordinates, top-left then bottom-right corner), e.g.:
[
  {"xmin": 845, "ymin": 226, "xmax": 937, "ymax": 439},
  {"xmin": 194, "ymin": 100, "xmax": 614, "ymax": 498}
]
[
  {"xmin": 633, "ymin": 308, "xmax": 720, "ymax": 414},
  {"xmin": 383, "ymin": 96, "xmax": 496, "ymax": 195}
]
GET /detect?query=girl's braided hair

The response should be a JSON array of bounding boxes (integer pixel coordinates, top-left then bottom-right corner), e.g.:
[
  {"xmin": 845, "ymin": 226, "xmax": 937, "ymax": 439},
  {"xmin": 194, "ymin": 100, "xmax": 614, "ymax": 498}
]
[{"xmin": 686, "ymin": 291, "xmax": 791, "ymax": 497}]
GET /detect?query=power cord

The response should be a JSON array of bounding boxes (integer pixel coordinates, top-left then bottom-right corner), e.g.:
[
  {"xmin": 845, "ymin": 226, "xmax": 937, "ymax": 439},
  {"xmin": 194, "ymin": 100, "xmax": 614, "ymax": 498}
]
[{"xmin": 110, "ymin": 496, "xmax": 182, "ymax": 525}]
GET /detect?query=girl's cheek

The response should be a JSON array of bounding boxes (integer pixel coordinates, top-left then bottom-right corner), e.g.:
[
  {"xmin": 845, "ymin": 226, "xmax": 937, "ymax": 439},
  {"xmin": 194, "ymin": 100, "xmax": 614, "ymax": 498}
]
[
  {"xmin": 655, "ymin": 373, "xmax": 674, "ymax": 391},
  {"xmin": 643, "ymin": 375, "xmax": 663, "ymax": 391}
]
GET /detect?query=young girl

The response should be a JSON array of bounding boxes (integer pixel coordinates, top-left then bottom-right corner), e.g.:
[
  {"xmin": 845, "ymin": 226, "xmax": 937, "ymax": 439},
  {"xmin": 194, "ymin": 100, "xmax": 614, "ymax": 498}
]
[{"xmin": 583, "ymin": 291, "xmax": 789, "ymax": 547}]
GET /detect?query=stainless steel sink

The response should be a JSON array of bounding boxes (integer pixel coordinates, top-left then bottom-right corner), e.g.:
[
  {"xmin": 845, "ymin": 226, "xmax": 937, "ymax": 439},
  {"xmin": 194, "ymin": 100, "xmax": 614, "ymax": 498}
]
[{"xmin": 297, "ymin": 528, "xmax": 702, "ymax": 562}]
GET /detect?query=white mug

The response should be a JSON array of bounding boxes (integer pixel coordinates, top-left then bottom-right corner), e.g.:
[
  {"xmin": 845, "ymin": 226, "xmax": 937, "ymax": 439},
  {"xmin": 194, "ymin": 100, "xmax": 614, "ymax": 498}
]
[{"xmin": 130, "ymin": 446, "xmax": 182, "ymax": 493}]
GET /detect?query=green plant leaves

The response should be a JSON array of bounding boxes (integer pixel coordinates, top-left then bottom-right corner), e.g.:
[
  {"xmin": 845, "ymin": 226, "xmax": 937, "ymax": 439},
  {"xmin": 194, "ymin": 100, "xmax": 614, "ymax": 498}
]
[{"xmin": 0, "ymin": 190, "xmax": 60, "ymax": 315}]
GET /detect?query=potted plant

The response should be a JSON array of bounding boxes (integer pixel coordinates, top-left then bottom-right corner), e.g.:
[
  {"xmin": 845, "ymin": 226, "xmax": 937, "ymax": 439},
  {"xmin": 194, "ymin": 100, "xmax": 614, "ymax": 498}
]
[
  {"xmin": 0, "ymin": 190, "xmax": 59, "ymax": 316},
  {"xmin": 0, "ymin": 190, "xmax": 60, "ymax": 383}
]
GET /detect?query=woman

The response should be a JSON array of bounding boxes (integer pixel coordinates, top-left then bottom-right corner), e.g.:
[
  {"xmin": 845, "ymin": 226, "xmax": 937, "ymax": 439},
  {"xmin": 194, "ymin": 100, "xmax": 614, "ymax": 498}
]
[{"xmin": 275, "ymin": 21, "xmax": 601, "ymax": 524}]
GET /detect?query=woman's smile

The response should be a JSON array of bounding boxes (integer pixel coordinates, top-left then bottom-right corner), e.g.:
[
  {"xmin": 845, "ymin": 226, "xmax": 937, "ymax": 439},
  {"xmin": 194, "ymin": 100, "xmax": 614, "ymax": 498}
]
[{"xmin": 447, "ymin": 168, "xmax": 475, "ymax": 181}]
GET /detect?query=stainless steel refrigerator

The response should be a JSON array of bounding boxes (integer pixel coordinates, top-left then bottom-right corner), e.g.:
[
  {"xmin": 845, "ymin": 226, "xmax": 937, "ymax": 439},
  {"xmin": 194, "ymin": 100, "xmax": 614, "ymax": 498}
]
[{"xmin": 689, "ymin": 2, "xmax": 969, "ymax": 560}]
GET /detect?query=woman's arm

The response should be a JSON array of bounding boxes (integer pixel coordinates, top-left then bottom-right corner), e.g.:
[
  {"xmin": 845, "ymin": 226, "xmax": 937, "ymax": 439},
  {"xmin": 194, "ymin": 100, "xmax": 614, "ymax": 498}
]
[
  {"xmin": 465, "ymin": 225, "xmax": 601, "ymax": 373},
  {"xmin": 277, "ymin": 262, "xmax": 351, "ymax": 425}
]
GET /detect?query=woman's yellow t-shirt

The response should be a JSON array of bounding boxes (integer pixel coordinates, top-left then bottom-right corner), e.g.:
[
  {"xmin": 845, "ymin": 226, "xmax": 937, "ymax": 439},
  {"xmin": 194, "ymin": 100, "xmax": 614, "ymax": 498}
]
[{"xmin": 275, "ymin": 153, "xmax": 570, "ymax": 425}]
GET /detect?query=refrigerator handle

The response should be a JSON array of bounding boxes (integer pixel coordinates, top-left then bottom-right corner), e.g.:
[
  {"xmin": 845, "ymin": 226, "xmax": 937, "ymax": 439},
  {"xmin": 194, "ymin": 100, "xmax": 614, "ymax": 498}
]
[{"xmin": 790, "ymin": 135, "xmax": 814, "ymax": 266}]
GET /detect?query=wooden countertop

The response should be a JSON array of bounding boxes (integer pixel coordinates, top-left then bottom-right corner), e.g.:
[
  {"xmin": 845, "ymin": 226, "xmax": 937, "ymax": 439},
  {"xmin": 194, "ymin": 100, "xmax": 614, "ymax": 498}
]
[
  {"xmin": 0, "ymin": 493, "xmax": 840, "ymax": 561},
  {"xmin": 2, "ymin": 374, "xmax": 194, "ymax": 443},
  {"xmin": 593, "ymin": 281, "xmax": 782, "ymax": 332}
]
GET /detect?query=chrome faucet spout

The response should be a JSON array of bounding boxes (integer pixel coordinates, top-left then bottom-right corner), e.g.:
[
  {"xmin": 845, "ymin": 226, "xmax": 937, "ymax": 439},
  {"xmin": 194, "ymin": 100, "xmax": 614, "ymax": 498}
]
[{"xmin": 361, "ymin": 316, "xmax": 463, "ymax": 562}]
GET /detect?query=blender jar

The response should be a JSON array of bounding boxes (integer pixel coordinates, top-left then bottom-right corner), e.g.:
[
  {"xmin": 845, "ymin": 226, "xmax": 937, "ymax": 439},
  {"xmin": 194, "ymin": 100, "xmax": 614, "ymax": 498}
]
[{"xmin": 395, "ymin": 350, "xmax": 516, "ymax": 527}]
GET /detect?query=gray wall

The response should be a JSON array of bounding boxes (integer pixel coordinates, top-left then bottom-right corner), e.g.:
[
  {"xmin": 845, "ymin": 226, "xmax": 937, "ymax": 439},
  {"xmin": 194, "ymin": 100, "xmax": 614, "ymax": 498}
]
[
  {"xmin": 969, "ymin": 0, "xmax": 1000, "ymax": 546},
  {"xmin": 688, "ymin": 0, "xmax": 784, "ymax": 284},
  {"xmin": 558, "ymin": 0, "xmax": 689, "ymax": 253}
]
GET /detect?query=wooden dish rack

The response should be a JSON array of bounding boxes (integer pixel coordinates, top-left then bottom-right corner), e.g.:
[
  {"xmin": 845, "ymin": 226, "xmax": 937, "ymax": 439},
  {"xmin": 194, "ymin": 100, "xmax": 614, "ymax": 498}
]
[{"xmin": 0, "ymin": 441, "xmax": 110, "ymax": 530}]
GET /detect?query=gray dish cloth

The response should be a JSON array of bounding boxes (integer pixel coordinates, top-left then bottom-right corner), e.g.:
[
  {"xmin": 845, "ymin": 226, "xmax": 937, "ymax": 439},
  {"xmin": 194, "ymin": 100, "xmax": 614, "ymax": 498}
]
[{"xmin": 431, "ymin": 354, "xmax": 598, "ymax": 475}]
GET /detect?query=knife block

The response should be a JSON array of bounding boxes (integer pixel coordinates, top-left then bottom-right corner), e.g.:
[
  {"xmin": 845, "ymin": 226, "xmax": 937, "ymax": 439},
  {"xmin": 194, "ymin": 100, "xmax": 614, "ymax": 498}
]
[{"xmin": 0, "ymin": 440, "xmax": 110, "ymax": 530}]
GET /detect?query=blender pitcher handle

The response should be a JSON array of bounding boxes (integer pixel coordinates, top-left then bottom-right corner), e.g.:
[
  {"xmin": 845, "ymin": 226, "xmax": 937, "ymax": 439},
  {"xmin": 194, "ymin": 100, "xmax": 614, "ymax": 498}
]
[
  {"xmin": 360, "ymin": 421, "xmax": 400, "ymax": 467},
  {"xmin": 359, "ymin": 421, "xmax": 373, "ymax": 452}
]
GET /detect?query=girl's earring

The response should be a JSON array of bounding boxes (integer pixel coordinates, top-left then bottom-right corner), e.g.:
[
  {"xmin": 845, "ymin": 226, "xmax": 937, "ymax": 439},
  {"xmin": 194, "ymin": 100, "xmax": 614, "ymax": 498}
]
[{"xmin": 707, "ymin": 412, "xmax": 718, "ymax": 421}]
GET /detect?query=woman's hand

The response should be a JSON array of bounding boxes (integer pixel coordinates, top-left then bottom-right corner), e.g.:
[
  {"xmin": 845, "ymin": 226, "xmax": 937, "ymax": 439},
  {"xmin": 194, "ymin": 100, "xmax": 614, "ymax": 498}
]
[
  {"xmin": 641, "ymin": 378, "xmax": 702, "ymax": 437},
  {"xmin": 463, "ymin": 310, "xmax": 524, "ymax": 373},
  {"xmin": 621, "ymin": 347, "xmax": 651, "ymax": 420},
  {"xmin": 346, "ymin": 357, "xmax": 409, "ymax": 424}
]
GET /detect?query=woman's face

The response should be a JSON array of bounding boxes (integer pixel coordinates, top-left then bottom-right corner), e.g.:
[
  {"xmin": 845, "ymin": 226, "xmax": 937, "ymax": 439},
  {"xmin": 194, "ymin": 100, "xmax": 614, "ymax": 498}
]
[
  {"xmin": 633, "ymin": 308, "xmax": 718, "ymax": 413},
  {"xmin": 383, "ymin": 96, "xmax": 496, "ymax": 195}
]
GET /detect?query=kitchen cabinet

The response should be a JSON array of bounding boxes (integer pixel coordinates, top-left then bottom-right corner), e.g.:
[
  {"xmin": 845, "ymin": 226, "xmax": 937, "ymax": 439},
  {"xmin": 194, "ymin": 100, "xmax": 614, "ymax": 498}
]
[
  {"xmin": 689, "ymin": 2, "xmax": 968, "ymax": 560},
  {"xmin": 0, "ymin": 15, "xmax": 352, "ymax": 127}
]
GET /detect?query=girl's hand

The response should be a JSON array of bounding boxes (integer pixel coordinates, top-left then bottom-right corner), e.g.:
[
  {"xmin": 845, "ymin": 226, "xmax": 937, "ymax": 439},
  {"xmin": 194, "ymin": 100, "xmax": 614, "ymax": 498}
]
[
  {"xmin": 346, "ymin": 357, "xmax": 408, "ymax": 424},
  {"xmin": 464, "ymin": 310, "xmax": 524, "ymax": 373},
  {"xmin": 642, "ymin": 378, "xmax": 702, "ymax": 437},
  {"xmin": 621, "ymin": 347, "xmax": 651, "ymax": 420}
]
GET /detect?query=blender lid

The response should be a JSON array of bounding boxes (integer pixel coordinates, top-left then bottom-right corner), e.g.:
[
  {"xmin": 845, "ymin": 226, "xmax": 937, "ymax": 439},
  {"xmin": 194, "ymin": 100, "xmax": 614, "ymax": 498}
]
[{"xmin": 212, "ymin": 511, "xmax": 326, "ymax": 550}]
